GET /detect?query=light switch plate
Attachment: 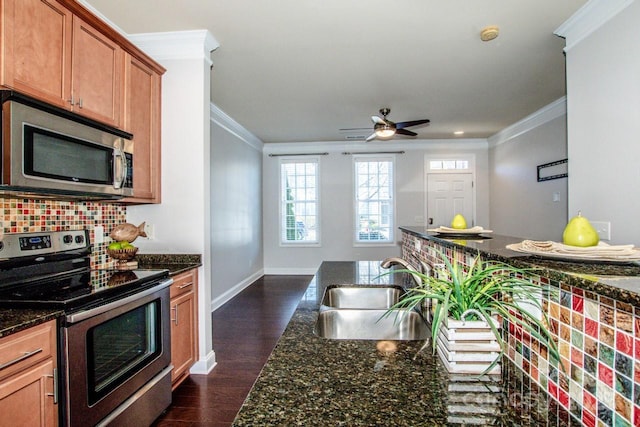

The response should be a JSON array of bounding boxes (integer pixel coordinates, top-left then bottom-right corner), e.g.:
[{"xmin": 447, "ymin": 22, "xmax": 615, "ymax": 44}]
[{"xmin": 591, "ymin": 221, "xmax": 611, "ymax": 241}]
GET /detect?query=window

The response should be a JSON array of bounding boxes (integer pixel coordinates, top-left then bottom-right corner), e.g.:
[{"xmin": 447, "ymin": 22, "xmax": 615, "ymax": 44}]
[
  {"xmin": 429, "ymin": 159, "xmax": 469, "ymax": 170},
  {"xmin": 280, "ymin": 159, "xmax": 319, "ymax": 244},
  {"xmin": 354, "ymin": 157, "xmax": 394, "ymax": 243}
]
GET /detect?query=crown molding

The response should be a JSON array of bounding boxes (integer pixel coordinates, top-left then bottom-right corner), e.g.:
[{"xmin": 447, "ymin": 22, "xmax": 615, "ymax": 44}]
[
  {"xmin": 262, "ymin": 139, "xmax": 487, "ymax": 155},
  {"xmin": 76, "ymin": 0, "xmax": 128, "ymax": 36},
  {"xmin": 487, "ymin": 97, "xmax": 566, "ymax": 147},
  {"xmin": 77, "ymin": 1, "xmax": 219, "ymax": 64},
  {"xmin": 128, "ymin": 31, "xmax": 219, "ymax": 65},
  {"xmin": 555, "ymin": 0, "xmax": 634, "ymax": 51},
  {"xmin": 210, "ymin": 104, "xmax": 263, "ymax": 152}
]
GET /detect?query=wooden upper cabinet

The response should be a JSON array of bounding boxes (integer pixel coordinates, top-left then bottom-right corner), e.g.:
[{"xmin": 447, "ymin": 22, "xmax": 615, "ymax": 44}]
[
  {"xmin": 122, "ymin": 53, "xmax": 161, "ymax": 203},
  {"xmin": 2, "ymin": 0, "xmax": 164, "ymax": 203},
  {"xmin": 70, "ymin": 16, "xmax": 122, "ymax": 127},
  {"xmin": 0, "ymin": 0, "xmax": 73, "ymax": 108}
]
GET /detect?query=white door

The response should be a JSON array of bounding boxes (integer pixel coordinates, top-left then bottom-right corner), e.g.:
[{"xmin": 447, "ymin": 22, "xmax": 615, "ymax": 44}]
[{"xmin": 427, "ymin": 173, "xmax": 474, "ymax": 228}]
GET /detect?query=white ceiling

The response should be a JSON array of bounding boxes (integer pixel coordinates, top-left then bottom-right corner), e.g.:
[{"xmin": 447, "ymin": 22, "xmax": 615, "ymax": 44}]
[{"xmin": 84, "ymin": 0, "xmax": 587, "ymax": 143}]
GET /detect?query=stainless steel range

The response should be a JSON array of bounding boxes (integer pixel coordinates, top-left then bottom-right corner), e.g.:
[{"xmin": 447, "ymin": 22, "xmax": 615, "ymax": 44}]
[{"xmin": 0, "ymin": 230, "xmax": 173, "ymax": 426}]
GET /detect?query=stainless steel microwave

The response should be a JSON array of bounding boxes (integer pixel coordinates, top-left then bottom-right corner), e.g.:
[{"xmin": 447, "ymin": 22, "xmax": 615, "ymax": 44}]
[{"xmin": 1, "ymin": 91, "xmax": 133, "ymax": 199}]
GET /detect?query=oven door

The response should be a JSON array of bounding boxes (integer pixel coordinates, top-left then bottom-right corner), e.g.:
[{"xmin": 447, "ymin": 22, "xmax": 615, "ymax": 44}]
[{"xmin": 62, "ymin": 279, "xmax": 172, "ymax": 427}]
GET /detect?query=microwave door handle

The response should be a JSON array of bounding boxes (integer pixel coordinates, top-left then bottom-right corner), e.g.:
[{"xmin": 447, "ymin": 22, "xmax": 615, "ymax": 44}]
[{"xmin": 113, "ymin": 149, "xmax": 126, "ymax": 189}]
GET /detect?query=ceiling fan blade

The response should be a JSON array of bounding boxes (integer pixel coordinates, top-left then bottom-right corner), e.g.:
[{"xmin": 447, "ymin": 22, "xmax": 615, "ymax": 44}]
[
  {"xmin": 371, "ymin": 115, "xmax": 386, "ymax": 125},
  {"xmin": 395, "ymin": 128, "xmax": 417, "ymax": 136},
  {"xmin": 396, "ymin": 119, "xmax": 430, "ymax": 129},
  {"xmin": 339, "ymin": 127, "xmax": 372, "ymax": 131},
  {"xmin": 365, "ymin": 133, "xmax": 377, "ymax": 142}
]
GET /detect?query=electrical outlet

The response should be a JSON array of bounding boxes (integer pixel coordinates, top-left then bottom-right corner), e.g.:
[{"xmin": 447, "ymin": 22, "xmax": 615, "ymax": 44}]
[
  {"xmin": 144, "ymin": 223, "xmax": 155, "ymax": 239},
  {"xmin": 591, "ymin": 221, "xmax": 611, "ymax": 241},
  {"xmin": 94, "ymin": 225, "xmax": 104, "ymax": 244},
  {"xmin": 414, "ymin": 238, "xmax": 421, "ymax": 251}
]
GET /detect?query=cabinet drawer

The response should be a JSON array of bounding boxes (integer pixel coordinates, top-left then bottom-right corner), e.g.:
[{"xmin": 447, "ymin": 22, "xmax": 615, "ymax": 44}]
[
  {"xmin": 170, "ymin": 270, "xmax": 197, "ymax": 299},
  {"xmin": 0, "ymin": 320, "xmax": 56, "ymax": 381}
]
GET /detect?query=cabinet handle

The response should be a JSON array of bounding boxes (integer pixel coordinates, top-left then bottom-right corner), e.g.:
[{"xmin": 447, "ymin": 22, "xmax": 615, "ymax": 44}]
[
  {"xmin": 46, "ymin": 368, "xmax": 58, "ymax": 404},
  {"xmin": 0, "ymin": 348, "xmax": 43, "ymax": 370},
  {"xmin": 77, "ymin": 98, "xmax": 83, "ymax": 108},
  {"xmin": 171, "ymin": 304, "xmax": 179, "ymax": 325},
  {"xmin": 177, "ymin": 282, "xmax": 193, "ymax": 289}
]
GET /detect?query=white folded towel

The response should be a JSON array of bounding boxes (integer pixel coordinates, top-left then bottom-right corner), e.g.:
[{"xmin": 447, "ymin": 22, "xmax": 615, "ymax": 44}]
[
  {"xmin": 432, "ymin": 226, "xmax": 486, "ymax": 233},
  {"xmin": 510, "ymin": 240, "xmax": 640, "ymax": 260}
]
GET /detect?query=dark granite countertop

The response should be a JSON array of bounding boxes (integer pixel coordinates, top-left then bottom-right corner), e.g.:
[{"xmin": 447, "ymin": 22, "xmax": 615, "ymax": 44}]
[
  {"xmin": 400, "ymin": 226, "xmax": 640, "ymax": 308},
  {"xmin": 232, "ymin": 261, "xmax": 567, "ymax": 426},
  {"xmin": 136, "ymin": 253, "xmax": 202, "ymax": 276},
  {"xmin": 0, "ymin": 308, "xmax": 62, "ymax": 339}
]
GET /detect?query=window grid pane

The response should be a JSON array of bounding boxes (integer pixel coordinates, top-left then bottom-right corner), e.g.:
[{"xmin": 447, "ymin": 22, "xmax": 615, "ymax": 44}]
[
  {"xmin": 281, "ymin": 160, "xmax": 318, "ymax": 243},
  {"xmin": 355, "ymin": 159, "xmax": 393, "ymax": 242}
]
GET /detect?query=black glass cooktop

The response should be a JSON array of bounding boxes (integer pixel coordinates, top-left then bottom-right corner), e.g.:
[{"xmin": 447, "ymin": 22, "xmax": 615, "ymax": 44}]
[{"xmin": 0, "ymin": 268, "xmax": 169, "ymax": 311}]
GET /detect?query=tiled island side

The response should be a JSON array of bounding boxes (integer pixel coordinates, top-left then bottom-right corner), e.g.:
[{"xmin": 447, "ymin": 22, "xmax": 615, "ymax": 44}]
[{"xmin": 400, "ymin": 226, "xmax": 640, "ymax": 427}]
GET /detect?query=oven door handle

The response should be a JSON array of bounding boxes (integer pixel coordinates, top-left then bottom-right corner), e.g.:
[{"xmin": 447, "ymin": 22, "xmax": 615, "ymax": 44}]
[{"xmin": 66, "ymin": 278, "xmax": 173, "ymax": 324}]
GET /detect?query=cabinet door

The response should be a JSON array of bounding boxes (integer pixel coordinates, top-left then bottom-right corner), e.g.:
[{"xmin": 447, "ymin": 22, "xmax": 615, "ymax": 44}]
[
  {"xmin": 122, "ymin": 54, "xmax": 161, "ymax": 203},
  {"xmin": 170, "ymin": 290, "xmax": 197, "ymax": 387},
  {"xmin": 0, "ymin": 359, "xmax": 57, "ymax": 427},
  {"xmin": 71, "ymin": 16, "xmax": 122, "ymax": 127},
  {"xmin": 0, "ymin": 0, "xmax": 72, "ymax": 108}
]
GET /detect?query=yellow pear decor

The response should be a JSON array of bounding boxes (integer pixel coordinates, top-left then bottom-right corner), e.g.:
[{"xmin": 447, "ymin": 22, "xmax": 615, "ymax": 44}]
[
  {"xmin": 450, "ymin": 214, "xmax": 467, "ymax": 230},
  {"xmin": 562, "ymin": 212, "xmax": 599, "ymax": 247}
]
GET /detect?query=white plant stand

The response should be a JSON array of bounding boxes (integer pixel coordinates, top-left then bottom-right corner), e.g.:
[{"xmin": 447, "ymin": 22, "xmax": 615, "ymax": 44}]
[{"xmin": 436, "ymin": 310, "xmax": 502, "ymax": 375}]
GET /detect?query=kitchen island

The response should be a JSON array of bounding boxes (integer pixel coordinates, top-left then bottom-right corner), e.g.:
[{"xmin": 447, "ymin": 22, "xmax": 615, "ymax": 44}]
[
  {"xmin": 398, "ymin": 227, "xmax": 640, "ymax": 427},
  {"xmin": 232, "ymin": 261, "xmax": 571, "ymax": 426}
]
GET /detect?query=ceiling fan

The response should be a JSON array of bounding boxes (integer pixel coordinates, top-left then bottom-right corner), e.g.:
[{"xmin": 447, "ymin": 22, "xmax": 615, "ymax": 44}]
[{"xmin": 349, "ymin": 108, "xmax": 430, "ymax": 142}]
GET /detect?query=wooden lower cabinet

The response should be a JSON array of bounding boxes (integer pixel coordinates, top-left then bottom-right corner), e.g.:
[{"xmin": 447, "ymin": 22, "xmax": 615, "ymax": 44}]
[
  {"xmin": 170, "ymin": 269, "xmax": 198, "ymax": 389},
  {"xmin": 0, "ymin": 320, "xmax": 58, "ymax": 427}
]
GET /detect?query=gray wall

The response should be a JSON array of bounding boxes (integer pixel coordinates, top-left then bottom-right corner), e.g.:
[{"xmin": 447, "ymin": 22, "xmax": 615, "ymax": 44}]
[
  {"xmin": 210, "ymin": 109, "xmax": 264, "ymax": 309},
  {"xmin": 263, "ymin": 141, "xmax": 490, "ymax": 273},
  {"xmin": 488, "ymin": 112, "xmax": 568, "ymax": 240},
  {"xmin": 563, "ymin": 1, "xmax": 640, "ymax": 245}
]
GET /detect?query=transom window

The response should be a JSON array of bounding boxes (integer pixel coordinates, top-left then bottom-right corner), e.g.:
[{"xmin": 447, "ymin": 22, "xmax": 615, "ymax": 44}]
[
  {"xmin": 280, "ymin": 159, "xmax": 319, "ymax": 244},
  {"xmin": 429, "ymin": 160, "xmax": 469, "ymax": 170},
  {"xmin": 354, "ymin": 157, "xmax": 394, "ymax": 243}
]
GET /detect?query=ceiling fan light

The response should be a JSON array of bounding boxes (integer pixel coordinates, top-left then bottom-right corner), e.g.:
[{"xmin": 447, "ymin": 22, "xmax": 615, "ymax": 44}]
[{"xmin": 374, "ymin": 125, "xmax": 395, "ymax": 138}]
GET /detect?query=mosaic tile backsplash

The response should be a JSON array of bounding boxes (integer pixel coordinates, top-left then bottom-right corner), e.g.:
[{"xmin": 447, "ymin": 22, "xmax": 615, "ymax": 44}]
[
  {"xmin": 1, "ymin": 197, "xmax": 126, "ymax": 269},
  {"xmin": 401, "ymin": 233, "xmax": 640, "ymax": 427}
]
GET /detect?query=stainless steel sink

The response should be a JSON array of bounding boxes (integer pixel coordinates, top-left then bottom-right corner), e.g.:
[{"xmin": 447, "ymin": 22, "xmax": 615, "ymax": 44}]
[
  {"xmin": 314, "ymin": 308, "xmax": 430, "ymax": 340},
  {"xmin": 320, "ymin": 285, "xmax": 404, "ymax": 309}
]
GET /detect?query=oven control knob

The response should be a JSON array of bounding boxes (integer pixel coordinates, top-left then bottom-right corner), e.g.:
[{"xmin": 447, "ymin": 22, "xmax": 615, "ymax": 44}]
[
  {"xmin": 75, "ymin": 235, "xmax": 84, "ymax": 244},
  {"xmin": 63, "ymin": 235, "xmax": 73, "ymax": 244}
]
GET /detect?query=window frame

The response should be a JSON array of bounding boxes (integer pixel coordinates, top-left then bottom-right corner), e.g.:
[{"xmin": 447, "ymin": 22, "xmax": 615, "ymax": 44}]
[
  {"xmin": 278, "ymin": 156, "xmax": 321, "ymax": 247},
  {"xmin": 352, "ymin": 154, "xmax": 396, "ymax": 246}
]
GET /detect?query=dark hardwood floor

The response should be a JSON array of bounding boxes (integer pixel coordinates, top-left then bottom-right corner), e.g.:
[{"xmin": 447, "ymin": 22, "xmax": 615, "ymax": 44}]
[{"xmin": 153, "ymin": 274, "xmax": 312, "ymax": 427}]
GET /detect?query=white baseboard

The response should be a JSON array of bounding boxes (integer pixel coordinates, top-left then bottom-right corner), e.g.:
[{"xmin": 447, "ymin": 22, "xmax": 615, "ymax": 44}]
[
  {"xmin": 263, "ymin": 267, "xmax": 318, "ymax": 275},
  {"xmin": 210, "ymin": 269, "xmax": 264, "ymax": 312},
  {"xmin": 189, "ymin": 349, "xmax": 216, "ymax": 375}
]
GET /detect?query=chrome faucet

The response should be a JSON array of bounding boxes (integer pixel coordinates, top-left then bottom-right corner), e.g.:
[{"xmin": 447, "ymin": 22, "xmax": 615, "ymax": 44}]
[{"xmin": 380, "ymin": 257, "xmax": 429, "ymax": 288}]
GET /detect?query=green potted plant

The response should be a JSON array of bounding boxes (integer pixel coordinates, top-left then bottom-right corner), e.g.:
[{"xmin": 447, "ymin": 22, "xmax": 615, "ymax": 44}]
[{"xmin": 386, "ymin": 253, "xmax": 560, "ymax": 375}]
